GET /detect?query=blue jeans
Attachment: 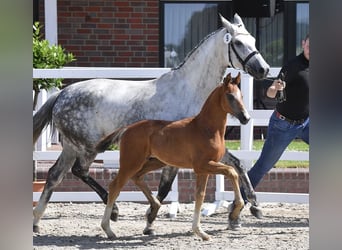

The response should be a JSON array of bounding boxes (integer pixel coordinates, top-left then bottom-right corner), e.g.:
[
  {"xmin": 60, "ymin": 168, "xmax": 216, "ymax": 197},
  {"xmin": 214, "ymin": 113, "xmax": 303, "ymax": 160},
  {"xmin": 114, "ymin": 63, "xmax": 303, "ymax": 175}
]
[{"xmin": 241, "ymin": 111, "xmax": 309, "ymax": 203}]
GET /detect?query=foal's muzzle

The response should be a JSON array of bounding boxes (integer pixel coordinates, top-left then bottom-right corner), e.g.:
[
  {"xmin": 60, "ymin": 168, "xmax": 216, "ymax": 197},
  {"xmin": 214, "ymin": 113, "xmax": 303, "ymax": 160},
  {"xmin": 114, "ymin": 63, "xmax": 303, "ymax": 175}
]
[{"xmin": 236, "ymin": 111, "xmax": 251, "ymax": 125}]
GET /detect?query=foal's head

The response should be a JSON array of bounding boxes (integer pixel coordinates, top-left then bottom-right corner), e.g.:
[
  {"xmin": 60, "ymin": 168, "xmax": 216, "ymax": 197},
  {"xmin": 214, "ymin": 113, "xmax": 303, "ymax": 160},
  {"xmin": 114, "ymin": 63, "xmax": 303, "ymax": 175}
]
[{"xmin": 221, "ymin": 72, "xmax": 250, "ymax": 125}]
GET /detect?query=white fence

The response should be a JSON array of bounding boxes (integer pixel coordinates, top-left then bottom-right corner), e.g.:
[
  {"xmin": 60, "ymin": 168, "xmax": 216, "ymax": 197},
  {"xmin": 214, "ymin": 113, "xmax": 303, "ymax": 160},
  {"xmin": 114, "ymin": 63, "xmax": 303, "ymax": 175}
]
[{"xmin": 33, "ymin": 67, "xmax": 309, "ymax": 215}]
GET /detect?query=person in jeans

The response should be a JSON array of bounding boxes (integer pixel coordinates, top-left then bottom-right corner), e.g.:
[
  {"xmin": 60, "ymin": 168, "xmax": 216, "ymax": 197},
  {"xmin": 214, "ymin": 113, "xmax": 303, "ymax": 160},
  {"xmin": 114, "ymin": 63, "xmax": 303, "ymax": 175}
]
[{"xmin": 239, "ymin": 34, "xmax": 309, "ymax": 219}]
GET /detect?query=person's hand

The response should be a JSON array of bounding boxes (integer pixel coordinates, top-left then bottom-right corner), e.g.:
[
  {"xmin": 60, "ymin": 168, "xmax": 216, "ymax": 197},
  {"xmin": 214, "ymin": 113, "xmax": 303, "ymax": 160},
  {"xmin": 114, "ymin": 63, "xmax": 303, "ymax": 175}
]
[
  {"xmin": 267, "ymin": 78, "xmax": 286, "ymax": 98},
  {"xmin": 272, "ymin": 79, "xmax": 286, "ymax": 90}
]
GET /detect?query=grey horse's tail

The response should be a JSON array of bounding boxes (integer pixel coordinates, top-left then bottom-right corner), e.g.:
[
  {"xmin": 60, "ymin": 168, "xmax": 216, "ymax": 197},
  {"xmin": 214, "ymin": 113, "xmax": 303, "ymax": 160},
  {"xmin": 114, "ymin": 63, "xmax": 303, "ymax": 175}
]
[
  {"xmin": 96, "ymin": 127, "xmax": 127, "ymax": 153},
  {"xmin": 33, "ymin": 91, "xmax": 61, "ymax": 144}
]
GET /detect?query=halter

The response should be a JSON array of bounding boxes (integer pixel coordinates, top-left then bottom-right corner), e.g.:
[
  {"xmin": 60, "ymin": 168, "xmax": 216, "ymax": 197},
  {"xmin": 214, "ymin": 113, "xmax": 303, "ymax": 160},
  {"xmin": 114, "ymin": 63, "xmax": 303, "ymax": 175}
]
[{"xmin": 228, "ymin": 33, "xmax": 260, "ymax": 72}]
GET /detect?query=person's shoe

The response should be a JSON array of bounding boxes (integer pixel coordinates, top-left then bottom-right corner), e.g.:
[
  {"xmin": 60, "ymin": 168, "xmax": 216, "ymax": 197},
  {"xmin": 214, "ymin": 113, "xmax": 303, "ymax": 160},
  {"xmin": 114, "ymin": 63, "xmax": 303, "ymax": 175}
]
[{"xmin": 250, "ymin": 205, "xmax": 263, "ymax": 219}]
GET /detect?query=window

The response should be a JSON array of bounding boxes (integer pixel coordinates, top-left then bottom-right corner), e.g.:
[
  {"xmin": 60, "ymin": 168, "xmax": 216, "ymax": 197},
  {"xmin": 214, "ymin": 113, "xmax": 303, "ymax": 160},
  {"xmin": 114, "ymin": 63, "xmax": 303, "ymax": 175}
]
[
  {"xmin": 162, "ymin": 3, "xmax": 219, "ymax": 68},
  {"xmin": 161, "ymin": 1, "xmax": 231, "ymax": 68},
  {"xmin": 296, "ymin": 3, "xmax": 309, "ymax": 54},
  {"xmin": 161, "ymin": 1, "xmax": 309, "ymax": 68},
  {"xmin": 240, "ymin": 14, "xmax": 284, "ymax": 67}
]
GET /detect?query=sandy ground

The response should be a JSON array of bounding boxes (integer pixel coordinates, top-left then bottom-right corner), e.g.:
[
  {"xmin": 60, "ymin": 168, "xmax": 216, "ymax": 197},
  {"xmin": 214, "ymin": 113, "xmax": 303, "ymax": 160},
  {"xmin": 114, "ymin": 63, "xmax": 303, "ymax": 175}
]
[{"xmin": 33, "ymin": 201, "xmax": 309, "ymax": 250}]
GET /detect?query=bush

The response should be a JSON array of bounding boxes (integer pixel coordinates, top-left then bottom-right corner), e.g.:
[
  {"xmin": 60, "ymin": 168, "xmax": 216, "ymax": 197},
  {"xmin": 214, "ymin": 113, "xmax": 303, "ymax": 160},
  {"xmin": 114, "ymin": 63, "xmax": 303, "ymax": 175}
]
[{"xmin": 33, "ymin": 21, "xmax": 75, "ymax": 110}]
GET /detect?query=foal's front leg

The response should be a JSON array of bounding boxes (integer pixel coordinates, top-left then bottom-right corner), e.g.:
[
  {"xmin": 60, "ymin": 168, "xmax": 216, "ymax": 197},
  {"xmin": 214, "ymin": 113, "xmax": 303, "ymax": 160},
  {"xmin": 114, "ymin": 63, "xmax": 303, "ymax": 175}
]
[
  {"xmin": 193, "ymin": 174, "xmax": 211, "ymax": 241},
  {"xmin": 199, "ymin": 161, "xmax": 244, "ymax": 231}
]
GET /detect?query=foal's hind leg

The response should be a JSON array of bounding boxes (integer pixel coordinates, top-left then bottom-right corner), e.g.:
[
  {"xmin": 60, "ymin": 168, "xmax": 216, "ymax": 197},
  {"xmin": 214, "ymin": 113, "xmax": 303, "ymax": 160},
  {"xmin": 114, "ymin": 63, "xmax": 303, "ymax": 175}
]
[
  {"xmin": 102, "ymin": 155, "xmax": 148, "ymax": 239},
  {"xmin": 129, "ymin": 158, "xmax": 167, "ymax": 235},
  {"xmin": 33, "ymin": 146, "xmax": 76, "ymax": 233},
  {"xmin": 141, "ymin": 159, "xmax": 169, "ymax": 232},
  {"xmin": 131, "ymin": 166, "xmax": 162, "ymax": 236},
  {"xmin": 102, "ymin": 173, "xmax": 132, "ymax": 239},
  {"xmin": 71, "ymin": 155, "xmax": 119, "ymax": 221}
]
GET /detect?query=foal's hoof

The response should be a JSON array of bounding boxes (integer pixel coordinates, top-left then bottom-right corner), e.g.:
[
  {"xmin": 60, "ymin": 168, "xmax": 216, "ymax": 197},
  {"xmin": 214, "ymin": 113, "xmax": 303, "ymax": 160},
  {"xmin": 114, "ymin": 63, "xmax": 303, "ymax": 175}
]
[
  {"xmin": 33, "ymin": 225, "xmax": 40, "ymax": 233},
  {"xmin": 228, "ymin": 216, "xmax": 241, "ymax": 230},
  {"xmin": 143, "ymin": 228, "xmax": 156, "ymax": 236},
  {"xmin": 106, "ymin": 233, "xmax": 117, "ymax": 240},
  {"xmin": 250, "ymin": 205, "xmax": 263, "ymax": 219}
]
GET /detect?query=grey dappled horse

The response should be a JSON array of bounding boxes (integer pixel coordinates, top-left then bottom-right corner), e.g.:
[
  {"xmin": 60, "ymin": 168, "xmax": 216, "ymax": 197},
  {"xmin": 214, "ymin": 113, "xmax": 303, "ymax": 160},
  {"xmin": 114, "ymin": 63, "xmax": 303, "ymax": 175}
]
[{"xmin": 33, "ymin": 14, "xmax": 269, "ymax": 234}]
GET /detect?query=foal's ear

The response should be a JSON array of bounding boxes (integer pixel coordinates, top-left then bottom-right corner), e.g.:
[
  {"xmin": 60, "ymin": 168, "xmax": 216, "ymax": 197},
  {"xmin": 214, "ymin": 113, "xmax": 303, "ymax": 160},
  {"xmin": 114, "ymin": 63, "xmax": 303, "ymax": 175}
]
[
  {"xmin": 223, "ymin": 73, "xmax": 232, "ymax": 85},
  {"xmin": 233, "ymin": 72, "xmax": 241, "ymax": 85}
]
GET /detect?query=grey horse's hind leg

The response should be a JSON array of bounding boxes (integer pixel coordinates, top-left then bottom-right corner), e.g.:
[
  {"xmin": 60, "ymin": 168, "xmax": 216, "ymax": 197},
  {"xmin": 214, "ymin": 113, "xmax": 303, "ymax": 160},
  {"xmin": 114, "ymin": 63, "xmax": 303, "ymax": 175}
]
[
  {"xmin": 71, "ymin": 157, "xmax": 119, "ymax": 221},
  {"xmin": 221, "ymin": 149, "xmax": 262, "ymax": 218},
  {"xmin": 33, "ymin": 148, "xmax": 77, "ymax": 233}
]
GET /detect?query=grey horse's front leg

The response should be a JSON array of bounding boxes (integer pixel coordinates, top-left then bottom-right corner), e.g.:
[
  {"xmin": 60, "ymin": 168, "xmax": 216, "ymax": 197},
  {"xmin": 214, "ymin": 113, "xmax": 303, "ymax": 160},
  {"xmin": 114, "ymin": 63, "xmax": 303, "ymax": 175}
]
[
  {"xmin": 71, "ymin": 158, "xmax": 119, "ymax": 221},
  {"xmin": 221, "ymin": 149, "xmax": 262, "ymax": 218}
]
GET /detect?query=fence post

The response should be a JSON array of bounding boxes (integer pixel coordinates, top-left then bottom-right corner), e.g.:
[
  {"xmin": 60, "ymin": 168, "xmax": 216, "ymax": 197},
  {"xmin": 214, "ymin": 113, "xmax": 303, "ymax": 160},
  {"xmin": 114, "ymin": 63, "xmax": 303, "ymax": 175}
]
[
  {"xmin": 240, "ymin": 73, "xmax": 254, "ymax": 169},
  {"xmin": 34, "ymin": 89, "xmax": 48, "ymax": 151},
  {"xmin": 44, "ymin": 0, "xmax": 58, "ymax": 45}
]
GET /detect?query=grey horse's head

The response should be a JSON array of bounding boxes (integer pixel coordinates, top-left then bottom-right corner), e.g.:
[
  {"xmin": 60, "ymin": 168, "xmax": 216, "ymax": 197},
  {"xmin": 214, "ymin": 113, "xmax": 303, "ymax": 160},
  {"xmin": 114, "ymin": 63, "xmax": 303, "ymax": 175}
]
[{"xmin": 220, "ymin": 13, "xmax": 270, "ymax": 80}]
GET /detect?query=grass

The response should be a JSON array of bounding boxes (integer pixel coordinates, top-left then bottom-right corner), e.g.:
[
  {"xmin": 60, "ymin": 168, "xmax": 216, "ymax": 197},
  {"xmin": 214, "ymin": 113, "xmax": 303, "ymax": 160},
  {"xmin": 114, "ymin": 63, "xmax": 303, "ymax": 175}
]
[
  {"xmin": 225, "ymin": 139, "xmax": 309, "ymax": 168},
  {"xmin": 109, "ymin": 139, "xmax": 309, "ymax": 168}
]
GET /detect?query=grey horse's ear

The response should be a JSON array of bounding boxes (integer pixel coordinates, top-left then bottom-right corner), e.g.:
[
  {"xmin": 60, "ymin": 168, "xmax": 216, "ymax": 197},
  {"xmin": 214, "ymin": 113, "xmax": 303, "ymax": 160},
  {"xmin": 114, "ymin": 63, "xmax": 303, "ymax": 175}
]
[
  {"xmin": 234, "ymin": 13, "xmax": 245, "ymax": 28},
  {"xmin": 219, "ymin": 13, "xmax": 235, "ymax": 34}
]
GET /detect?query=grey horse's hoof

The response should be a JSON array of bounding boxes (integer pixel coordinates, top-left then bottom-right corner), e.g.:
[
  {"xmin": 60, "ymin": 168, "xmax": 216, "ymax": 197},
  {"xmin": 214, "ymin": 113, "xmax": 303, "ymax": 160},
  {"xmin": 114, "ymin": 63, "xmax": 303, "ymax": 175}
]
[
  {"xmin": 143, "ymin": 228, "xmax": 156, "ymax": 236},
  {"xmin": 250, "ymin": 205, "xmax": 263, "ymax": 219},
  {"xmin": 110, "ymin": 209, "xmax": 119, "ymax": 222}
]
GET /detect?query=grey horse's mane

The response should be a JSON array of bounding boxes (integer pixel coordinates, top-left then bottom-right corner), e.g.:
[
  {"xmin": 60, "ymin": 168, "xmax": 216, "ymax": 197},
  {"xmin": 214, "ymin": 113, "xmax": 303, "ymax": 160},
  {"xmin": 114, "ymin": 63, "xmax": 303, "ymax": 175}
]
[{"xmin": 172, "ymin": 28, "xmax": 225, "ymax": 71}]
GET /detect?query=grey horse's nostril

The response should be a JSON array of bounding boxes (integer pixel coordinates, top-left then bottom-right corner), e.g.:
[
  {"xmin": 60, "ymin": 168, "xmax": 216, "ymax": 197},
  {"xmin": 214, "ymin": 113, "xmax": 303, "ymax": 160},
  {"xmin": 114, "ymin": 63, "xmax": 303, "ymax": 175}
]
[{"xmin": 258, "ymin": 68, "xmax": 265, "ymax": 75}]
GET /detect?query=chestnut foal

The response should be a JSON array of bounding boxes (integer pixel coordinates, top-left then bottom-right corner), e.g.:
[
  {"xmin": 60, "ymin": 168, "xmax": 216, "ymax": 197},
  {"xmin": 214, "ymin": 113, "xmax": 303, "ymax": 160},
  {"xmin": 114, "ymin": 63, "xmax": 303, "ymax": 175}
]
[{"xmin": 96, "ymin": 72, "xmax": 250, "ymax": 240}]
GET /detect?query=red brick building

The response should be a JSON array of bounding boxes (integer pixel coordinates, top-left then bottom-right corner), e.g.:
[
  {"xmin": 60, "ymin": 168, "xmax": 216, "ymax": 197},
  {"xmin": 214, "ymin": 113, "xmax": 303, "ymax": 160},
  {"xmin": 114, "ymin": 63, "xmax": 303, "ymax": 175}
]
[
  {"xmin": 34, "ymin": 0, "xmax": 309, "ymax": 69},
  {"xmin": 36, "ymin": 1, "xmax": 160, "ymax": 68}
]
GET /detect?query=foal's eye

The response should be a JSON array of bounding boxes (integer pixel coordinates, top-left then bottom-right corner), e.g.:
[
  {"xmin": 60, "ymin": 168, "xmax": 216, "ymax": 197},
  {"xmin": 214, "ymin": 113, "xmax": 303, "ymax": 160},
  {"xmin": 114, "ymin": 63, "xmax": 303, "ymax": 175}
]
[{"xmin": 226, "ymin": 94, "xmax": 235, "ymax": 102}]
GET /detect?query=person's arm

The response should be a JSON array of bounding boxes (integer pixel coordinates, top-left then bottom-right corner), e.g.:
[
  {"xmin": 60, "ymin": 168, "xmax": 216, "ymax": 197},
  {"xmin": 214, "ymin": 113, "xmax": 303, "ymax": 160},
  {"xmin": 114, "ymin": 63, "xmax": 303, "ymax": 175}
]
[{"xmin": 266, "ymin": 79, "xmax": 285, "ymax": 98}]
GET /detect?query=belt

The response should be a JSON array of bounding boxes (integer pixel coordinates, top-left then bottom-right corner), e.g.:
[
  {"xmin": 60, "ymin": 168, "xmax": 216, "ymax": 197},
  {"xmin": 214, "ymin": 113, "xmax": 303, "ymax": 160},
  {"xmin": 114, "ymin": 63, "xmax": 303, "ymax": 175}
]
[{"xmin": 275, "ymin": 111, "xmax": 305, "ymax": 125}]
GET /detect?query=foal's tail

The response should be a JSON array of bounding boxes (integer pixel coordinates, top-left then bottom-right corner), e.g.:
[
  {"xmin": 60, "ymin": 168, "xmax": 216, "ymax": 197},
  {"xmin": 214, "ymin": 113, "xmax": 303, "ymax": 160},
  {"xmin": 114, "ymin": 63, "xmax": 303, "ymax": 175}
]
[
  {"xmin": 33, "ymin": 91, "xmax": 61, "ymax": 145},
  {"xmin": 96, "ymin": 127, "xmax": 127, "ymax": 152}
]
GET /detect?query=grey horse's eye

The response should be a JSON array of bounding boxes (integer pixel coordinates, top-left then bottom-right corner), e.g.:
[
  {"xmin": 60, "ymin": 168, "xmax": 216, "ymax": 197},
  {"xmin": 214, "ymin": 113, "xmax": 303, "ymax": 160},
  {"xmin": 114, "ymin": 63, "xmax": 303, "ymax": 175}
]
[{"xmin": 235, "ymin": 40, "xmax": 243, "ymax": 46}]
